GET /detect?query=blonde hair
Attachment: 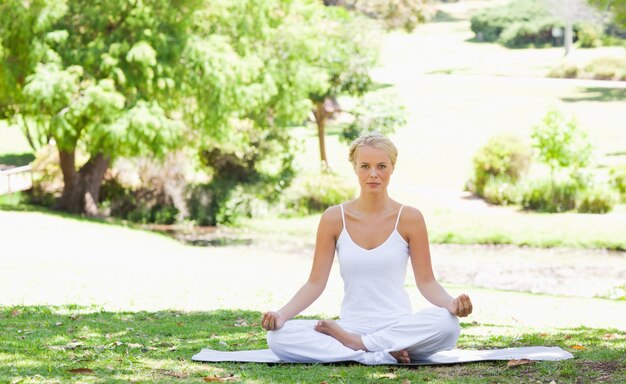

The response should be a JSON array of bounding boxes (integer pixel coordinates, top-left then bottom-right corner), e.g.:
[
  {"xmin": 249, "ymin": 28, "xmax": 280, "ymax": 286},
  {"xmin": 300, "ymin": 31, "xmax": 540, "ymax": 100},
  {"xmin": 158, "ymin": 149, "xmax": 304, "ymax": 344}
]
[{"xmin": 348, "ymin": 132, "xmax": 398, "ymax": 168}]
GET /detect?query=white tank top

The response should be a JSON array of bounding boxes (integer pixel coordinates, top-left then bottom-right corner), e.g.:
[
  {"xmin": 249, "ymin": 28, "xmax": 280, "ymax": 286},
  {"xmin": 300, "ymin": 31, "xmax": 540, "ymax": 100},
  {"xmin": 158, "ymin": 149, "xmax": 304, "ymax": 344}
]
[{"xmin": 336, "ymin": 204, "xmax": 413, "ymax": 325}]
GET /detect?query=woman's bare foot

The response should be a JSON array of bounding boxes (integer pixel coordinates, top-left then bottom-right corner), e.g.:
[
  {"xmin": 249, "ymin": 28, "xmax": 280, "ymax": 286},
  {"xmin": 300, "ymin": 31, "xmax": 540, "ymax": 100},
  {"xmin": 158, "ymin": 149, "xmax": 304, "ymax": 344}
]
[
  {"xmin": 389, "ymin": 349, "xmax": 410, "ymax": 364},
  {"xmin": 314, "ymin": 320, "xmax": 366, "ymax": 351}
]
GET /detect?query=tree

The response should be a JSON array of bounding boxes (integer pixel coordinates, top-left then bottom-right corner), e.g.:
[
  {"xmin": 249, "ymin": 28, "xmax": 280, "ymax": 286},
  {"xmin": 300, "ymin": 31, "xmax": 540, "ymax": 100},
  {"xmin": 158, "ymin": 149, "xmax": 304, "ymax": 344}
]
[
  {"xmin": 0, "ymin": 0, "xmax": 329, "ymax": 216},
  {"xmin": 323, "ymin": 0, "xmax": 432, "ymax": 32},
  {"xmin": 310, "ymin": 6, "xmax": 408, "ymax": 169},
  {"xmin": 0, "ymin": 0, "xmax": 198, "ymax": 214},
  {"xmin": 588, "ymin": 0, "xmax": 626, "ymax": 28},
  {"xmin": 531, "ymin": 109, "xmax": 593, "ymax": 181}
]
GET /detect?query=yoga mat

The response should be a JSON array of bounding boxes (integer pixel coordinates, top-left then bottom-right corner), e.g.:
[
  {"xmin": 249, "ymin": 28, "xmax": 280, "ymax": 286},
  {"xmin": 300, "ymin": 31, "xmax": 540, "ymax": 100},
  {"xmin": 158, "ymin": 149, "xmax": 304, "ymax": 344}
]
[{"xmin": 192, "ymin": 346, "xmax": 573, "ymax": 365}]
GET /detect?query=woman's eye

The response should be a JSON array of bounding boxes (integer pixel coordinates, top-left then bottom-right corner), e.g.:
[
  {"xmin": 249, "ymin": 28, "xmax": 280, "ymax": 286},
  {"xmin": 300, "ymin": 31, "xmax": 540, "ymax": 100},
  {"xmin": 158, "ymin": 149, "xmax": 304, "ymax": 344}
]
[
  {"xmin": 378, "ymin": 164, "xmax": 386, "ymax": 169},
  {"xmin": 361, "ymin": 164, "xmax": 369, "ymax": 169}
]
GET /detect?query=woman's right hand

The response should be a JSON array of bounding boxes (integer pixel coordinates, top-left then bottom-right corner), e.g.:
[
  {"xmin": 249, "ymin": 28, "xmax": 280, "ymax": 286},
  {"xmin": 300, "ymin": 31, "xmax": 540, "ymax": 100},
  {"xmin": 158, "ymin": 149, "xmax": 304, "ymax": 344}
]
[{"xmin": 261, "ymin": 311, "xmax": 286, "ymax": 331}]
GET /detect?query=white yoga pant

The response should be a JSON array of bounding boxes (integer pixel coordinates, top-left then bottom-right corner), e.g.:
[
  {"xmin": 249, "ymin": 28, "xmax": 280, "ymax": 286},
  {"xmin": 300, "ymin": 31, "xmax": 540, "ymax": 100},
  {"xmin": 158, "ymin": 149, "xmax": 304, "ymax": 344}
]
[{"xmin": 267, "ymin": 307, "xmax": 460, "ymax": 365}]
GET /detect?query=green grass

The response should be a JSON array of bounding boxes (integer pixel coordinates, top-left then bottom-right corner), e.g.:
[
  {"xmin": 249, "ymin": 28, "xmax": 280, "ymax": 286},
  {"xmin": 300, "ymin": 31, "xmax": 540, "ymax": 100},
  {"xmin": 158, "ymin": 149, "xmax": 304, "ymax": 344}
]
[
  {"xmin": 241, "ymin": 206, "xmax": 626, "ymax": 251},
  {"xmin": 1, "ymin": 306, "xmax": 624, "ymax": 384}
]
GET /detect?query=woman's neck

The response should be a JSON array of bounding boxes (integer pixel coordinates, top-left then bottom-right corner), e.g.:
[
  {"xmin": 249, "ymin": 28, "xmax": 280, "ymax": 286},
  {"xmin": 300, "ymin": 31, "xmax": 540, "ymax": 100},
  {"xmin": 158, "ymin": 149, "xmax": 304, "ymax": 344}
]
[{"xmin": 354, "ymin": 192, "xmax": 393, "ymax": 213}]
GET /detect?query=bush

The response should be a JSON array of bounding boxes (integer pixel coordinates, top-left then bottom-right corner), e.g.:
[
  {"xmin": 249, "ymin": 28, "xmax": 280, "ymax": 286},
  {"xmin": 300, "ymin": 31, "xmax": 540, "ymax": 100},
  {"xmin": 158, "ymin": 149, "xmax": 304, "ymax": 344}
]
[
  {"xmin": 584, "ymin": 56, "xmax": 626, "ymax": 81},
  {"xmin": 548, "ymin": 62, "xmax": 580, "ymax": 79},
  {"xmin": 99, "ymin": 154, "xmax": 188, "ymax": 224},
  {"xmin": 282, "ymin": 171, "xmax": 356, "ymax": 216},
  {"xmin": 470, "ymin": 0, "xmax": 554, "ymax": 44},
  {"xmin": 470, "ymin": 135, "xmax": 531, "ymax": 196},
  {"xmin": 576, "ymin": 186, "xmax": 618, "ymax": 213},
  {"xmin": 521, "ymin": 177, "xmax": 578, "ymax": 213},
  {"xmin": 187, "ymin": 181, "xmax": 269, "ymax": 226},
  {"xmin": 482, "ymin": 177, "xmax": 521, "ymax": 206},
  {"xmin": 531, "ymin": 110, "xmax": 593, "ymax": 176},
  {"xmin": 609, "ymin": 164, "xmax": 626, "ymax": 201},
  {"xmin": 497, "ymin": 18, "xmax": 556, "ymax": 48},
  {"xmin": 575, "ymin": 23, "xmax": 603, "ymax": 48},
  {"xmin": 549, "ymin": 56, "xmax": 626, "ymax": 81}
]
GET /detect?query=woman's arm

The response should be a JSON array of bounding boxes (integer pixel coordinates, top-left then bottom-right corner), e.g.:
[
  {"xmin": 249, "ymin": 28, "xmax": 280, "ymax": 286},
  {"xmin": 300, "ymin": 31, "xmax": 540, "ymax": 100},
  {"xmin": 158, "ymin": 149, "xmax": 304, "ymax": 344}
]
[
  {"xmin": 262, "ymin": 206, "xmax": 340, "ymax": 330},
  {"xmin": 404, "ymin": 207, "xmax": 473, "ymax": 317}
]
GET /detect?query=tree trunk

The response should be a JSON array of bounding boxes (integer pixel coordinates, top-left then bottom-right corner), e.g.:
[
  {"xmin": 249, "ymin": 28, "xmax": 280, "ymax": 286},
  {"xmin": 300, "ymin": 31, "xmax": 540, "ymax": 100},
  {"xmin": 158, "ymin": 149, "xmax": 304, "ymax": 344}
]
[
  {"xmin": 564, "ymin": 19, "xmax": 573, "ymax": 56},
  {"xmin": 58, "ymin": 149, "xmax": 110, "ymax": 216},
  {"xmin": 313, "ymin": 100, "xmax": 330, "ymax": 170}
]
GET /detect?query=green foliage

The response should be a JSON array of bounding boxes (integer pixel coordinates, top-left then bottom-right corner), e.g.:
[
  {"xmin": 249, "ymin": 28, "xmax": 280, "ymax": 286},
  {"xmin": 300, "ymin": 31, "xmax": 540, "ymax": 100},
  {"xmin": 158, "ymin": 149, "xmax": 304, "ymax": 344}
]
[
  {"xmin": 576, "ymin": 185, "xmax": 618, "ymax": 213},
  {"xmin": 588, "ymin": 0, "xmax": 626, "ymax": 29},
  {"xmin": 99, "ymin": 156, "xmax": 188, "ymax": 225},
  {"xmin": 470, "ymin": 0, "xmax": 618, "ymax": 49},
  {"xmin": 185, "ymin": 0, "xmax": 330, "ymax": 135},
  {"xmin": 282, "ymin": 171, "xmax": 356, "ymax": 216},
  {"xmin": 189, "ymin": 125, "xmax": 296, "ymax": 225},
  {"xmin": 549, "ymin": 56, "xmax": 626, "ymax": 81},
  {"xmin": 327, "ymin": 0, "xmax": 433, "ymax": 32},
  {"xmin": 548, "ymin": 62, "xmax": 581, "ymax": 79},
  {"xmin": 575, "ymin": 23, "xmax": 603, "ymax": 48},
  {"xmin": 482, "ymin": 177, "xmax": 521, "ymax": 206},
  {"xmin": 339, "ymin": 92, "xmax": 407, "ymax": 144},
  {"xmin": 470, "ymin": 0, "xmax": 553, "ymax": 44},
  {"xmin": 531, "ymin": 110, "xmax": 593, "ymax": 177},
  {"xmin": 470, "ymin": 135, "xmax": 531, "ymax": 196},
  {"xmin": 1, "ymin": 0, "xmax": 341, "ymax": 214},
  {"xmin": 609, "ymin": 163, "xmax": 626, "ymax": 201},
  {"xmin": 0, "ymin": 0, "xmax": 194, "ymax": 155},
  {"xmin": 521, "ymin": 177, "xmax": 579, "ymax": 213},
  {"xmin": 583, "ymin": 56, "xmax": 626, "ymax": 80},
  {"xmin": 497, "ymin": 17, "xmax": 557, "ymax": 48}
]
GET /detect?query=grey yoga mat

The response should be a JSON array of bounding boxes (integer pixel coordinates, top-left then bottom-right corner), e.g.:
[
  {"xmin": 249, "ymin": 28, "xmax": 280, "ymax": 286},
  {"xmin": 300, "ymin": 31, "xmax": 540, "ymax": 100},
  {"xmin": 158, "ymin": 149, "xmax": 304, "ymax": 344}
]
[{"xmin": 192, "ymin": 346, "xmax": 574, "ymax": 365}]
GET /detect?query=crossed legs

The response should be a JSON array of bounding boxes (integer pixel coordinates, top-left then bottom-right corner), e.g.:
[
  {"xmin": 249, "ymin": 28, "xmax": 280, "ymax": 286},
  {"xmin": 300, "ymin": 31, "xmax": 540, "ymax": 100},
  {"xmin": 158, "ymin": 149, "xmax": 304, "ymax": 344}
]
[{"xmin": 267, "ymin": 307, "xmax": 460, "ymax": 364}]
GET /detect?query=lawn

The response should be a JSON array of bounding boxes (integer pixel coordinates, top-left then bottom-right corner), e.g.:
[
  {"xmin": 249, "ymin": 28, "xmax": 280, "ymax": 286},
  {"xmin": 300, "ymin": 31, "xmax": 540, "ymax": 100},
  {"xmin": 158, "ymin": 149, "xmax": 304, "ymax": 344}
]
[{"xmin": 1, "ymin": 306, "xmax": 624, "ymax": 384}]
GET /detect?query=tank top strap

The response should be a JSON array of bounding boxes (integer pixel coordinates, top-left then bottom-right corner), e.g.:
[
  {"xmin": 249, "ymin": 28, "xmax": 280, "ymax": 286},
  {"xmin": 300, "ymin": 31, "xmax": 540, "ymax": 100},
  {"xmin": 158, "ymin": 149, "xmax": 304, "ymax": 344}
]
[
  {"xmin": 339, "ymin": 204, "xmax": 346, "ymax": 229},
  {"xmin": 394, "ymin": 205, "xmax": 404, "ymax": 230}
]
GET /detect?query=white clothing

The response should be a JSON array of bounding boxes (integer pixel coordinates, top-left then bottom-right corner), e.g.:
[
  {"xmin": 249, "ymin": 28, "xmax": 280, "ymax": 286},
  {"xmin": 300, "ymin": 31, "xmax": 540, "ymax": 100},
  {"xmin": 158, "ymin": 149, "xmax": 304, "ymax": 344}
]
[
  {"xmin": 267, "ymin": 204, "xmax": 460, "ymax": 364},
  {"xmin": 337, "ymin": 204, "xmax": 412, "ymax": 326}
]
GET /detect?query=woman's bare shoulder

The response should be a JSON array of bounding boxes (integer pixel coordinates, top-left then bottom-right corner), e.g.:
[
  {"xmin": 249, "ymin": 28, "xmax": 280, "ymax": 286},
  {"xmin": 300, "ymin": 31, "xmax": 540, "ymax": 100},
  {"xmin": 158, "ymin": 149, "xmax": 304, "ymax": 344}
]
[
  {"xmin": 319, "ymin": 204, "xmax": 344, "ymax": 232},
  {"xmin": 398, "ymin": 205, "xmax": 426, "ymax": 227}
]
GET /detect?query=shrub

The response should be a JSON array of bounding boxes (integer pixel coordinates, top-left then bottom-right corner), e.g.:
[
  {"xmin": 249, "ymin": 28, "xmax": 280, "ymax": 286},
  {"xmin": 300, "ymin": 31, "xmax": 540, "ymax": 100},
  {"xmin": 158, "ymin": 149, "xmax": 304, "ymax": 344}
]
[
  {"xmin": 470, "ymin": 135, "xmax": 531, "ymax": 196},
  {"xmin": 470, "ymin": 0, "xmax": 554, "ymax": 44},
  {"xmin": 548, "ymin": 62, "xmax": 580, "ymax": 79},
  {"xmin": 497, "ymin": 18, "xmax": 556, "ymax": 48},
  {"xmin": 192, "ymin": 128, "xmax": 296, "ymax": 226},
  {"xmin": 609, "ymin": 163, "xmax": 626, "ymax": 201},
  {"xmin": 584, "ymin": 56, "xmax": 626, "ymax": 81},
  {"xmin": 99, "ymin": 154, "xmax": 188, "ymax": 224},
  {"xmin": 531, "ymin": 110, "xmax": 593, "ymax": 177},
  {"xmin": 521, "ymin": 177, "xmax": 578, "ymax": 213},
  {"xmin": 549, "ymin": 56, "xmax": 626, "ymax": 81},
  {"xmin": 576, "ymin": 186, "xmax": 618, "ymax": 213},
  {"xmin": 575, "ymin": 23, "xmax": 603, "ymax": 48},
  {"xmin": 482, "ymin": 177, "xmax": 521, "ymax": 206},
  {"xmin": 282, "ymin": 171, "xmax": 356, "ymax": 216}
]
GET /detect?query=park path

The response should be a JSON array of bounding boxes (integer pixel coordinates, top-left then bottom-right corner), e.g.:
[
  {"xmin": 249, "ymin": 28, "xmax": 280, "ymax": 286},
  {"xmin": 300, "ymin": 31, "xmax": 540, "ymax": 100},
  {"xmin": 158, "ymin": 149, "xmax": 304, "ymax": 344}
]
[{"xmin": 1, "ymin": 210, "xmax": 625, "ymax": 332}]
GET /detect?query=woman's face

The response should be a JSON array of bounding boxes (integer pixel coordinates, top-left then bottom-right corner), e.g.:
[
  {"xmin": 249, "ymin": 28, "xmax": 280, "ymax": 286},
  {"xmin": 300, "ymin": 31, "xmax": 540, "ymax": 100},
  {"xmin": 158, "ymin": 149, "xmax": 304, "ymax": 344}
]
[{"xmin": 354, "ymin": 145, "xmax": 394, "ymax": 193}]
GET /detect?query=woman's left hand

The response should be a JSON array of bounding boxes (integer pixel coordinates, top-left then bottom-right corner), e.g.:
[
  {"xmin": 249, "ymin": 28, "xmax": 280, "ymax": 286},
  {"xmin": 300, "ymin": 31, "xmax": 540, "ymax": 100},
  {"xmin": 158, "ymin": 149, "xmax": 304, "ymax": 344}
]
[{"xmin": 445, "ymin": 294, "xmax": 473, "ymax": 317}]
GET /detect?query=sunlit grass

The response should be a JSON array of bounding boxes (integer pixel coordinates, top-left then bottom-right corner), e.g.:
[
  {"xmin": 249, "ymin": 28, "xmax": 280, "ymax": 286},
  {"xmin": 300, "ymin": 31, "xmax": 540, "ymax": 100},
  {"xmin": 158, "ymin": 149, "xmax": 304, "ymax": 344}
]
[{"xmin": 0, "ymin": 306, "xmax": 624, "ymax": 384}]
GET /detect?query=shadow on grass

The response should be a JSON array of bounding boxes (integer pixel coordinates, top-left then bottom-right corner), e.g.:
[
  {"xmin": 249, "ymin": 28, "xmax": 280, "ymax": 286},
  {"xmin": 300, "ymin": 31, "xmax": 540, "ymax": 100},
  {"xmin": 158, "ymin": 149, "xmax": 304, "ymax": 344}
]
[
  {"xmin": 0, "ymin": 193, "xmax": 173, "ymax": 240},
  {"xmin": 561, "ymin": 87, "xmax": 626, "ymax": 103},
  {"xmin": 1, "ymin": 306, "xmax": 624, "ymax": 383},
  {"xmin": 0, "ymin": 152, "xmax": 34, "ymax": 167}
]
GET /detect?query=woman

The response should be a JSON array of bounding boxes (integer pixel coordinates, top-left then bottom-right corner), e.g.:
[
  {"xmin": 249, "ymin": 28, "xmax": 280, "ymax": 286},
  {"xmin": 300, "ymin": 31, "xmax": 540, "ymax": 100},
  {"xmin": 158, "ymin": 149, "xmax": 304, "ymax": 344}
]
[{"xmin": 262, "ymin": 132, "xmax": 473, "ymax": 364}]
